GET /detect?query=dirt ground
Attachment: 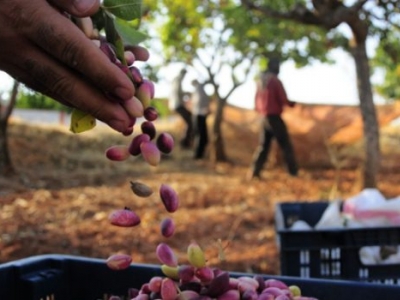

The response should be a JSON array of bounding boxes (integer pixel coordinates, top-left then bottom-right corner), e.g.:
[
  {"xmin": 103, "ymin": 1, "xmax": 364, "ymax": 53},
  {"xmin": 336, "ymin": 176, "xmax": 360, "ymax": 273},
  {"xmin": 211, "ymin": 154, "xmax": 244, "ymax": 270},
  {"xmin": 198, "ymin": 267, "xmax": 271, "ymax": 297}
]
[{"xmin": 2, "ymin": 103, "xmax": 400, "ymax": 276}]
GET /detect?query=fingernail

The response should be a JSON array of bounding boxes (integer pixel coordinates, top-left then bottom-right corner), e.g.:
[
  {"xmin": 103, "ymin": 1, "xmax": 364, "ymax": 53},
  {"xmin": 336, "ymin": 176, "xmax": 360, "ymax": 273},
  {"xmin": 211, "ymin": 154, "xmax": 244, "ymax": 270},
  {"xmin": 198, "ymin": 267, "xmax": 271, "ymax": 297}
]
[
  {"xmin": 73, "ymin": 0, "xmax": 96, "ymax": 13},
  {"xmin": 122, "ymin": 97, "xmax": 144, "ymax": 118}
]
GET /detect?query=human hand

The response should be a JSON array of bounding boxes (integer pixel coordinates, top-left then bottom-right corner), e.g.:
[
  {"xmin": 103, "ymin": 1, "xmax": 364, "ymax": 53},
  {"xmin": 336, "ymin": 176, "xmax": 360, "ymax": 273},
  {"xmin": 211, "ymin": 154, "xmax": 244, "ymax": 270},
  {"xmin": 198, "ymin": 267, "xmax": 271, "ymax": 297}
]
[{"xmin": 0, "ymin": 0, "xmax": 148, "ymax": 133}]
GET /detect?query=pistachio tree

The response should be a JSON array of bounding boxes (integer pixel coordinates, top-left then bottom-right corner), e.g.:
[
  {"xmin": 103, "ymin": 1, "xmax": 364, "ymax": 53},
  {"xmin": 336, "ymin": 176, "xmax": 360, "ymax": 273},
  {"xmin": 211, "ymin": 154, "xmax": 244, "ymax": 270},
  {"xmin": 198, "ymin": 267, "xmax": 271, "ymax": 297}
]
[
  {"xmin": 0, "ymin": 80, "xmax": 20, "ymax": 176},
  {"xmin": 240, "ymin": 0, "xmax": 400, "ymax": 188},
  {"xmin": 143, "ymin": 0, "xmax": 332, "ymax": 162}
]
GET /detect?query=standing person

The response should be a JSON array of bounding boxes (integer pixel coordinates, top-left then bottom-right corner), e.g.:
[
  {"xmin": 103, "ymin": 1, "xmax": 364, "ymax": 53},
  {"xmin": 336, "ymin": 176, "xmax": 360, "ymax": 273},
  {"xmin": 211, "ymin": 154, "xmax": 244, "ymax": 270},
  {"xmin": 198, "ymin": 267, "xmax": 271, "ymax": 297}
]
[
  {"xmin": 247, "ymin": 58, "xmax": 298, "ymax": 180},
  {"xmin": 169, "ymin": 68, "xmax": 193, "ymax": 149},
  {"xmin": 191, "ymin": 79, "xmax": 211, "ymax": 160}
]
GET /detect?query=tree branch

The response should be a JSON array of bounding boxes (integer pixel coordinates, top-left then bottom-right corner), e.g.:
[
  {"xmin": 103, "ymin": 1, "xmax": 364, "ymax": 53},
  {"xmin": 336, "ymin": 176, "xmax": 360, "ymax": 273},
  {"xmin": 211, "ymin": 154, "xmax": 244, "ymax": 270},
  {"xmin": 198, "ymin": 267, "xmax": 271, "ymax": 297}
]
[
  {"xmin": 240, "ymin": 0, "xmax": 323, "ymax": 25},
  {"xmin": 240, "ymin": 0, "xmax": 368, "ymax": 30}
]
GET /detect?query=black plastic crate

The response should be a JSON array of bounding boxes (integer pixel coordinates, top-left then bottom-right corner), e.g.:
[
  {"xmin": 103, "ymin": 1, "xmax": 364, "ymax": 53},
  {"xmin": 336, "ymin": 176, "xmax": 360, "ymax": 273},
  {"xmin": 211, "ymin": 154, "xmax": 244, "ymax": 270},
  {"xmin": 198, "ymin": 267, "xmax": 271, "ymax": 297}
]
[
  {"xmin": 276, "ymin": 201, "xmax": 400, "ymax": 284},
  {"xmin": 1, "ymin": 254, "xmax": 400, "ymax": 300}
]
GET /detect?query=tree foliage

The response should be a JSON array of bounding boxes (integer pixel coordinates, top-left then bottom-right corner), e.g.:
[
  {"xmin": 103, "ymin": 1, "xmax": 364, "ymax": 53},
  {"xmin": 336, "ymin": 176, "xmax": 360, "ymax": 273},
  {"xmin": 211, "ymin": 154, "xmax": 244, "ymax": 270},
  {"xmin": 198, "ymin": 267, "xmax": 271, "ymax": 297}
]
[
  {"xmin": 16, "ymin": 89, "xmax": 72, "ymax": 111},
  {"xmin": 144, "ymin": 0, "xmax": 400, "ymax": 187},
  {"xmin": 373, "ymin": 26, "xmax": 400, "ymax": 100},
  {"xmin": 143, "ymin": 0, "xmax": 335, "ymax": 161},
  {"xmin": 238, "ymin": 0, "xmax": 400, "ymax": 188}
]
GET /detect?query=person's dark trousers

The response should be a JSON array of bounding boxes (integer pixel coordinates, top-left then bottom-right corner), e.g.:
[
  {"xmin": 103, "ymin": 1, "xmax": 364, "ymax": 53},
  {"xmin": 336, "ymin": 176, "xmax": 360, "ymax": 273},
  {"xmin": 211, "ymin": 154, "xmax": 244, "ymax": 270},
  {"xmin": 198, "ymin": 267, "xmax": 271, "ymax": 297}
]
[
  {"xmin": 250, "ymin": 115, "xmax": 298, "ymax": 177},
  {"xmin": 175, "ymin": 105, "xmax": 193, "ymax": 148},
  {"xmin": 194, "ymin": 115, "xmax": 208, "ymax": 159}
]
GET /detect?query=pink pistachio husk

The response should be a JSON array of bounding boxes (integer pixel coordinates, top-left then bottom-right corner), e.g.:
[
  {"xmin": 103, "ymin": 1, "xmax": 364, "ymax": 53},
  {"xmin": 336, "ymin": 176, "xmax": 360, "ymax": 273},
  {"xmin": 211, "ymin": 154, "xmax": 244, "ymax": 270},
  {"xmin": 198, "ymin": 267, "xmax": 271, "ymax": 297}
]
[
  {"xmin": 254, "ymin": 275, "xmax": 266, "ymax": 293},
  {"xmin": 130, "ymin": 66, "xmax": 143, "ymax": 85},
  {"xmin": 122, "ymin": 97, "xmax": 144, "ymax": 118},
  {"xmin": 136, "ymin": 79, "xmax": 154, "ymax": 108},
  {"xmin": 129, "ymin": 133, "xmax": 151, "ymax": 156},
  {"xmin": 144, "ymin": 106, "xmax": 158, "ymax": 121},
  {"xmin": 237, "ymin": 276, "xmax": 259, "ymax": 292},
  {"xmin": 160, "ymin": 217, "xmax": 175, "ymax": 238},
  {"xmin": 128, "ymin": 288, "xmax": 140, "ymax": 299},
  {"xmin": 160, "ymin": 278, "xmax": 178, "ymax": 300},
  {"xmin": 141, "ymin": 121, "xmax": 156, "ymax": 140},
  {"xmin": 159, "ymin": 184, "xmax": 179, "ymax": 213},
  {"xmin": 140, "ymin": 141, "xmax": 161, "ymax": 166},
  {"xmin": 116, "ymin": 61, "xmax": 130, "ymax": 76},
  {"xmin": 140, "ymin": 283, "xmax": 151, "ymax": 294},
  {"xmin": 156, "ymin": 132, "xmax": 174, "ymax": 154},
  {"xmin": 261, "ymin": 287, "xmax": 285, "ymax": 297},
  {"xmin": 105, "ymin": 145, "xmax": 130, "ymax": 161},
  {"xmin": 148, "ymin": 276, "xmax": 163, "ymax": 293},
  {"xmin": 106, "ymin": 254, "xmax": 132, "ymax": 270},
  {"xmin": 109, "ymin": 208, "xmax": 141, "ymax": 227},
  {"xmin": 207, "ymin": 272, "xmax": 230, "ymax": 298},
  {"xmin": 178, "ymin": 264, "xmax": 196, "ymax": 282},
  {"xmin": 229, "ymin": 277, "xmax": 240, "ymax": 289},
  {"xmin": 156, "ymin": 242, "xmax": 178, "ymax": 267},
  {"xmin": 217, "ymin": 289, "xmax": 240, "ymax": 300},
  {"xmin": 196, "ymin": 266, "xmax": 215, "ymax": 283},
  {"xmin": 99, "ymin": 41, "xmax": 117, "ymax": 63},
  {"xmin": 124, "ymin": 51, "xmax": 136, "ymax": 66},
  {"xmin": 242, "ymin": 290, "xmax": 258, "ymax": 300},
  {"xmin": 257, "ymin": 294, "xmax": 275, "ymax": 300},
  {"xmin": 142, "ymin": 79, "xmax": 155, "ymax": 98},
  {"xmin": 264, "ymin": 279, "xmax": 288, "ymax": 290},
  {"xmin": 177, "ymin": 290, "xmax": 200, "ymax": 300}
]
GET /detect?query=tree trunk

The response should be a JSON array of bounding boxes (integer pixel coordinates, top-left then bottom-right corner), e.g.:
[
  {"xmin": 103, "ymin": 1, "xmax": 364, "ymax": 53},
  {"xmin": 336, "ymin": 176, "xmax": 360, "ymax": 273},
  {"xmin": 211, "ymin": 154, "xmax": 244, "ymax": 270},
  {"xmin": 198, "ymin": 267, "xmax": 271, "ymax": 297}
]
[
  {"xmin": 350, "ymin": 41, "xmax": 380, "ymax": 188},
  {"xmin": 211, "ymin": 97, "xmax": 228, "ymax": 162},
  {"xmin": 0, "ymin": 119, "xmax": 14, "ymax": 175},
  {"xmin": 0, "ymin": 80, "xmax": 20, "ymax": 176}
]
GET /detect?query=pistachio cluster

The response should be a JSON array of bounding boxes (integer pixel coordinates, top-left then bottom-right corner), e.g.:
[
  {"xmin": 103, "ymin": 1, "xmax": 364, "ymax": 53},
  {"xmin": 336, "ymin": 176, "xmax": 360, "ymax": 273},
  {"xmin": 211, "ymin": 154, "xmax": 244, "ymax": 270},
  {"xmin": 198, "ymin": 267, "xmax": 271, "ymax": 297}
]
[
  {"xmin": 72, "ymin": 14, "xmax": 180, "ymax": 278},
  {"xmin": 107, "ymin": 242, "xmax": 318, "ymax": 300}
]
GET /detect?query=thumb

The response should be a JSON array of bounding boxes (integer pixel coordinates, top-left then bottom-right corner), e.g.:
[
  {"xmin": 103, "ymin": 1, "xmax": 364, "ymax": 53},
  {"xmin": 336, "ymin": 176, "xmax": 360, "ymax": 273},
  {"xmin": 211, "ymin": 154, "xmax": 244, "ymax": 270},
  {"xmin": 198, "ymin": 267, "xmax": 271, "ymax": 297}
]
[{"xmin": 49, "ymin": 0, "xmax": 100, "ymax": 17}]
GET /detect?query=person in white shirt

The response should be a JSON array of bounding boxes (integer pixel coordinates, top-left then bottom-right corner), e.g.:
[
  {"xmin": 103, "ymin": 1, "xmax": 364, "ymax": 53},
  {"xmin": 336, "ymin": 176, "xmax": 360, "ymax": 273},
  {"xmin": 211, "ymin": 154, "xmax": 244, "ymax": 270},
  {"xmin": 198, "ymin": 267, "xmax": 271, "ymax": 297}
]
[
  {"xmin": 169, "ymin": 68, "xmax": 193, "ymax": 148},
  {"xmin": 191, "ymin": 79, "xmax": 211, "ymax": 159}
]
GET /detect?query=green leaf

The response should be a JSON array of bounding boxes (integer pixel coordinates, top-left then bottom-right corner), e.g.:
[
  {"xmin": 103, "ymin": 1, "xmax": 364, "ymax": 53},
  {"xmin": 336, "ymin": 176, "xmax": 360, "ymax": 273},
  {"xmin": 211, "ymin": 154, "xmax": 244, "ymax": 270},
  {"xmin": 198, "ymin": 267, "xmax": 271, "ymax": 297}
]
[
  {"xmin": 69, "ymin": 109, "xmax": 96, "ymax": 133},
  {"xmin": 115, "ymin": 19, "xmax": 148, "ymax": 45},
  {"xmin": 103, "ymin": 0, "xmax": 142, "ymax": 21},
  {"xmin": 104, "ymin": 13, "xmax": 125, "ymax": 62}
]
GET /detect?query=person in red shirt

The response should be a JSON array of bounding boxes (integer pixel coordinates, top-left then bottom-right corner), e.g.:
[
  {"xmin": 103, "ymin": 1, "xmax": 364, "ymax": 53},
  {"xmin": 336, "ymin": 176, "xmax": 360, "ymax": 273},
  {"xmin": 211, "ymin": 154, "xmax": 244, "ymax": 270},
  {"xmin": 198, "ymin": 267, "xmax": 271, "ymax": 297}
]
[{"xmin": 247, "ymin": 58, "xmax": 298, "ymax": 180}]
